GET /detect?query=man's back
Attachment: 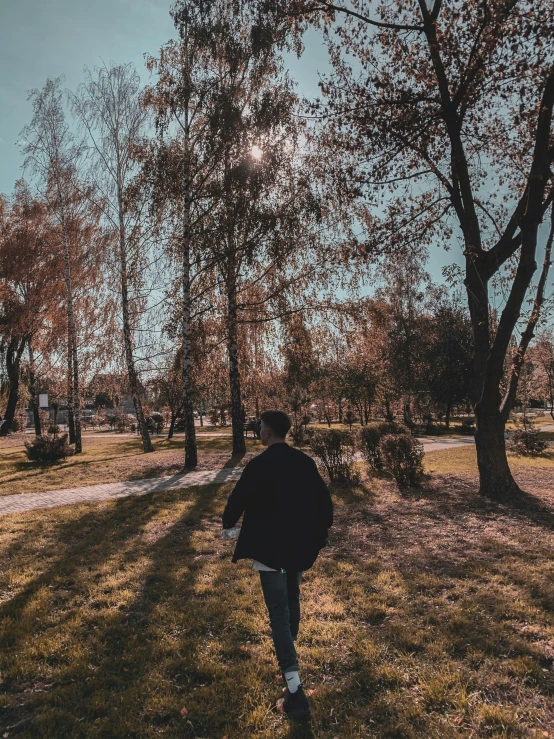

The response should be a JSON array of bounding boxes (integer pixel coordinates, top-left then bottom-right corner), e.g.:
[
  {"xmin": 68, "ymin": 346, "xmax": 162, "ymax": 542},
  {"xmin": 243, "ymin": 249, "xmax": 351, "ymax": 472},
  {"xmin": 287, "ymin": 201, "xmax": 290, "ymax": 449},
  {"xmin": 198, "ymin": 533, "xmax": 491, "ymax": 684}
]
[{"xmin": 222, "ymin": 443, "xmax": 333, "ymax": 572}]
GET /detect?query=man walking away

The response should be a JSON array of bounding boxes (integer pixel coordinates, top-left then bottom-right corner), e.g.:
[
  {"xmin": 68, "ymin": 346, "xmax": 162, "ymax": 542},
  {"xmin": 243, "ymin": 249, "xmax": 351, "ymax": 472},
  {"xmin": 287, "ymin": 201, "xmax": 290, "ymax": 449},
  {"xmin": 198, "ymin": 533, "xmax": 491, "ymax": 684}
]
[{"xmin": 222, "ymin": 410, "xmax": 333, "ymax": 720}]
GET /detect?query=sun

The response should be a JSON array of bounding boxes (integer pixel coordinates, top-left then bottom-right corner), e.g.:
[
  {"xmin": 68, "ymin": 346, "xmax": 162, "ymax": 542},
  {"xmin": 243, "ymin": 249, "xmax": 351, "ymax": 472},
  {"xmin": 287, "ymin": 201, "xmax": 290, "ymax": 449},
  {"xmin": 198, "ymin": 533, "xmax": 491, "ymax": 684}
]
[{"xmin": 251, "ymin": 145, "xmax": 263, "ymax": 160}]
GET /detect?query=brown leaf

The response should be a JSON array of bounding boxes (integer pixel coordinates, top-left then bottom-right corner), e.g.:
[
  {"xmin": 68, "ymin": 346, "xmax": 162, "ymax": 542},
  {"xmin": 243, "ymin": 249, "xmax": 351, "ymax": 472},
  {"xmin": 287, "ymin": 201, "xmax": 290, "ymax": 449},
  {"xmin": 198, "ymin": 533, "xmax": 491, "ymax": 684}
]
[{"xmin": 180, "ymin": 707, "xmax": 188, "ymax": 717}]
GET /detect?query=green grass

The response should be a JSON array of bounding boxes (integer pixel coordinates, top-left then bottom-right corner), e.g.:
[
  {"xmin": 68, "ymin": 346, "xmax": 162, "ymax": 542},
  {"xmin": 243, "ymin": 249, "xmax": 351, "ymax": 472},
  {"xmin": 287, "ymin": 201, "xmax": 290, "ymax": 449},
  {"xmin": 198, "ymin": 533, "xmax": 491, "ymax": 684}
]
[
  {"xmin": 0, "ymin": 435, "xmax": 262, "ymax": 496},
  {"xmin": 1, "ymin": 469, "xmax": 553, "ymax": 738}
]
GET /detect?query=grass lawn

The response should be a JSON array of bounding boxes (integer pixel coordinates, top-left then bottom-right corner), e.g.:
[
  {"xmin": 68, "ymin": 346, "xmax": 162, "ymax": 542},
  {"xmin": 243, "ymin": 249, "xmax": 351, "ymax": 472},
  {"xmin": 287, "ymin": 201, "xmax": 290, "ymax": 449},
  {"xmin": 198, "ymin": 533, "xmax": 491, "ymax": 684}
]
[
  {"xmin": 425, "ymin": 445, "xmax": 554, "ymax": 476},
  {"xmin": 0, "ymin": 435, "xmax": 262, "ymax": 497},
  {"xmin": 1, "ymin": 449, "xmax": 554, "ymax": 738}
]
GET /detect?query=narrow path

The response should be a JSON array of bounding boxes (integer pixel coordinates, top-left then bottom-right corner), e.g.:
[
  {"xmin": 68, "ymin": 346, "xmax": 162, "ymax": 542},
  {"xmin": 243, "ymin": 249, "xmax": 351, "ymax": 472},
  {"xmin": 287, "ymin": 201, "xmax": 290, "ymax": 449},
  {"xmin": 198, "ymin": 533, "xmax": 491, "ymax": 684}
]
[
  {"xmin": 3, "ymin": 428, "xmax": 551, "ymax": 517},
  {"xmin": 416, "ymin": 436, "xmax": 475, "ymax": 451},
  {"xmin": 0, "ymin": 441, "xmax": 470, "ymax": 517},
  {"xmin": 0, "ymin": 467, "xmax": 243, "ymax": 517}
]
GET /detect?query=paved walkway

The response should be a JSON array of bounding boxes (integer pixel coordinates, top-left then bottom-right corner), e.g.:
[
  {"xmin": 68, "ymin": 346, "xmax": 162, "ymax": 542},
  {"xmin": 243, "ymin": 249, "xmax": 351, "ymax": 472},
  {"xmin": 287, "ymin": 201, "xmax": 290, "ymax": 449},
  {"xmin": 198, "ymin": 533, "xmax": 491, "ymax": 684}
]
[
  {"xmin": 417, "ymin": 436, "xmax": 475, "ymax": 452},
  {"xmin": 0, "ymin": 440, "xmax": 472, "ymax": 517},
  {"xmin": 0, "ymin": 467, "xmax": 243, "ymax": 517},
  {"xmin": 2, "ymin": 427, "xmax": 551, "ymax": 517}
]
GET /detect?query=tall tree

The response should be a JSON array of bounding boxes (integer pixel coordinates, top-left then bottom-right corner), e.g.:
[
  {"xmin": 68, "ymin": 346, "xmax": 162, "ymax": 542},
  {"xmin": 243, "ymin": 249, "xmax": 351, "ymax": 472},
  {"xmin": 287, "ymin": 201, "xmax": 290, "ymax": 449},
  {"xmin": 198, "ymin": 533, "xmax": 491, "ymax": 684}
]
[
  {"xmin": 0, "ymin": 185, "xmax": 65, "ymax": 436},
  {"xmin": 534, "ymin": 330, "xmax": 554, "ymax": 420},
  {"xmin": 376, "ymin": 255, "xmax": 430, "ymax": 427},
  {"xmin": 21, "ymin": 77, "xmax": 85, "ymax": 453},
  {"xmin": 424, "ymin": 299, "xmax": 474, "ymax": 427},
  {"xmin": 194, "ymin": 24, "xmax": 311, "ymax": 454},
  {"xmin": 266, "ymin": 0, "xmax": 554, "ymax": 497},
  {"xmin": 141, "ymin": 1, "xmax": 233, "ymax": 468},
  {"xmin": 71, "ymin": 63, "xmax": 154, "ymax": 453}
]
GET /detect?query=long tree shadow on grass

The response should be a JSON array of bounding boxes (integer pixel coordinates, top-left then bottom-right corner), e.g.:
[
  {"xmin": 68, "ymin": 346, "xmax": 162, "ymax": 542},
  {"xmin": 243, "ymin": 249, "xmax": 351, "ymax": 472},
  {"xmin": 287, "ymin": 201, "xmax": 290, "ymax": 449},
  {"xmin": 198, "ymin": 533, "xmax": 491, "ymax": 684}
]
[
  {"xmin": 396, "ymin": 467, "xmax": 554, "ymax": 533},
  {"xmin": 320, "ymin": 479, "xmax": 554, "ymax": 731},
  {"xmin": 1, "ymin": 477, "xmax": 298, "ymax": 738},
  {"xmin": 0, "ymin": 482, "xmax": 227, "ymax": 737}
]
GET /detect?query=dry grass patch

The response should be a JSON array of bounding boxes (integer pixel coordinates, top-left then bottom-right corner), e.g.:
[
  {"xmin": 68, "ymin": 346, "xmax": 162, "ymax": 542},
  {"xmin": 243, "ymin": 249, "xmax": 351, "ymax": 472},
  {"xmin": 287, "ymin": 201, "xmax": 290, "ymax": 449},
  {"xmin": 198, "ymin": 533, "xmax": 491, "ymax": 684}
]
[
  {"xmin": 0, "ymin": 458, "xmax": 553, "ymax": 738},
  {"xmin": 0, "ymin": 435, "xmax": 261, "ymax": 496}
]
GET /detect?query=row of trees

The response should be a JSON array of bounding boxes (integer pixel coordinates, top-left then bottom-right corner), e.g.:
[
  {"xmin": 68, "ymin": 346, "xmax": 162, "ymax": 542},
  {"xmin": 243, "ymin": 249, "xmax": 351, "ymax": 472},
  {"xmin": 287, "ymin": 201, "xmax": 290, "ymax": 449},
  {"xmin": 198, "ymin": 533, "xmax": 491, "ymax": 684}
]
[{"xmin": 2, "ymin": 0, "xmax": 554, "ymax": 499}]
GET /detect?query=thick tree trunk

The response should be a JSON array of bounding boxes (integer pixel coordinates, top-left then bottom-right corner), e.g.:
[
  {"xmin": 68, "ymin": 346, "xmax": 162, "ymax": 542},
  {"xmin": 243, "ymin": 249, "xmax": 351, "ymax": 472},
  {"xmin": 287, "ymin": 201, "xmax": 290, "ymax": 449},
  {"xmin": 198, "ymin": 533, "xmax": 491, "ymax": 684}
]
[
  {"xmin": 474, "ymin": 404, "xmax": 520, "ymax": 498},
  {"xmin": 226, "ymin": 271, "xmax": 246, "ymax": 457},
  {"xmin": 181, "ymin": 199, "xmax": 198, "ymax": 469},
  {"xmin": 28, "ymin": 343, "xmax": 41, "ymax": 436},
  {"xmin": 0, "ymin": 338, "xmax": 26, "ymax": 436},
  {"xmin": 61, "ymin": 221, "xmax": 82, "ymax": 453}
]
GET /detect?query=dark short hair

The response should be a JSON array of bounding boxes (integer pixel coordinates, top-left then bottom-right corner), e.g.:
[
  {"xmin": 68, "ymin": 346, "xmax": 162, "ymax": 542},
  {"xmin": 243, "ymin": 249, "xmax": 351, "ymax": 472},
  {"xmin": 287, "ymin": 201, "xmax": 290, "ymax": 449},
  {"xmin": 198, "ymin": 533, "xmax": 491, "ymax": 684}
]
[{"xmin": 260, "ymin": 410, "xmax": 292, "ymax": 438}]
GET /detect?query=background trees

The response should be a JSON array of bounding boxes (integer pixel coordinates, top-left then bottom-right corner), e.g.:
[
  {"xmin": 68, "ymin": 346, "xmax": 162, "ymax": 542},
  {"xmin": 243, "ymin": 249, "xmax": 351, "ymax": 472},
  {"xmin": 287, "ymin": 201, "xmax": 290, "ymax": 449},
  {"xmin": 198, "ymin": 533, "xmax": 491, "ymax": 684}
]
[
  {"xmin": 1, "ymin": 0, "xmax": 552, "ymax": 498},
  {"xmin": 71, "ymin": 62, "xmax": 154, "ymax": 453},
  {"xmin": 21, "ymin": 77, "xmax": 86, "ymax": 453},
  {"xmin": 425, "ymin": 299, "xmax": 474, "ymax": 428},
  {"xmin": 0, "ymin": 185, "xmax": 64, "ymax": 436},
  {"xmin": 263, "ymin": 0, "xmax": 554, "ymax": 497},
  {"xmin": 534, "ymin": 331, "xmax": 554, "ymax": 420}
]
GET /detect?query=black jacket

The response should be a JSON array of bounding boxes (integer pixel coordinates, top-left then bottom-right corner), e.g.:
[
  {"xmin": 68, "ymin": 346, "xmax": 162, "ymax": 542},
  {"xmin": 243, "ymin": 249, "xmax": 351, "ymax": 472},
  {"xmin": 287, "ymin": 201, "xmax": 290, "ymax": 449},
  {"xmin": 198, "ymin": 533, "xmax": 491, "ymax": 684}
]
[{"xmin": 222, "ymin": 443, "xmax": 333, "ymax": 572}]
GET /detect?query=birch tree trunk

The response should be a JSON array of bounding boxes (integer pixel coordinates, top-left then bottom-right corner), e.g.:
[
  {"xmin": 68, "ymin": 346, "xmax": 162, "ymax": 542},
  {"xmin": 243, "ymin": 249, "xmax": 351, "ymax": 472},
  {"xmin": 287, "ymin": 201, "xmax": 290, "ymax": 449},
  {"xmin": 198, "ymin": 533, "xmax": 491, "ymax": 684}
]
[
  {"xmin": 117, "ymin": 185, "xmax": 154, "ymax": 453},
  {"xmin": 61, "ymin": 219, "xmax": 82, "ymax": 454},
  {"xmin": 226, "ymin": 267, "xmax": 246, "ymax": 457},
  {"xmin": 181, "ymin": 195, "xmax": 198, "ymax": 468}
]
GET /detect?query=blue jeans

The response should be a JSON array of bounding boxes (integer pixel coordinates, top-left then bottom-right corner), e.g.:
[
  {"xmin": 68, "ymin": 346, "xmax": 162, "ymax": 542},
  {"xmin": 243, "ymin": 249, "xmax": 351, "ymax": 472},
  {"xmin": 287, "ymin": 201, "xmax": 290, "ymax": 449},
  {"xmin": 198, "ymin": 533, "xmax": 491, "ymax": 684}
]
[{"xmin": 259, "ymin": 571, "xmax": 303, "ymax": 674}]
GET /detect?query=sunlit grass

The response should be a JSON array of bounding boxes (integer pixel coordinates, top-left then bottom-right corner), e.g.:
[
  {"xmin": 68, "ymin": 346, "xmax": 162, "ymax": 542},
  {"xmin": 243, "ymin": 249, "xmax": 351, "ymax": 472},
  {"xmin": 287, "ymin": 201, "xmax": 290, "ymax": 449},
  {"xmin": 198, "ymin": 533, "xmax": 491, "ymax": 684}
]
[
  {"xmin": 425, "ymin": 445, "xmax": 554, "ymax": 476},
  {"xmin": 1, "ymin": 474, "xmax": 553, "ymax": 737}
]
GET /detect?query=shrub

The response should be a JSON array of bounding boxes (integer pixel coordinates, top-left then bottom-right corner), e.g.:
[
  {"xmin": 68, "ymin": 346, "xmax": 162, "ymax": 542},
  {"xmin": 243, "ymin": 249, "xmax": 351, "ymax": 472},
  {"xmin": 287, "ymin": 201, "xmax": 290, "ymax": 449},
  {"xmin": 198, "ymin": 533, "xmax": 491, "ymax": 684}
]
[
  {"xmin": 378, "ymin": 434, "xmax": 424, "ymax": 487},
  {"xmin": 47, "ymin": 424, "xmax": 60, "ymax": 434},
  {"xmin": 309, "ymin": 429, "xmax": 357, "ymax": 483},
  {"xmin": 91, "ymin": 412, "xmax": 106, "ymax": 429},
  {"xmin": 509, "ymin": 428, "xmax": 547, "ymax": 456},
  {"xmin": 460, "ymin": 419, "xmax": 476, "ymax": 435},
  {"xmin": 290, "ymin": 425, "xmax": 314, "ymax": 447},
  {"xmin": 358, "ymin": 421, "xmax": 410, "ymax": 470},
  {"xmin": 25, "ymin": 434, "xmax": 72, "ymax": 464},
  {"xmin": 9, "ymin": 417, "xmax": 21, "ymax": 432}
]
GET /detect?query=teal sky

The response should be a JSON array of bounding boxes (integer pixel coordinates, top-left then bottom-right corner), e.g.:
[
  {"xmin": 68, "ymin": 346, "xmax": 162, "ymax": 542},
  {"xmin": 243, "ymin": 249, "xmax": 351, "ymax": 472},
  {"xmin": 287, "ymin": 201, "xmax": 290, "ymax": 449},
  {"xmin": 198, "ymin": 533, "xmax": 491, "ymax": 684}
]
[
  {"xmin": 0, "ymin": 0, "xmax": 463, "ymax": 283},
  {"xmin": 0, "ymin": 0, "xmax": 327, "ymax": 195}
]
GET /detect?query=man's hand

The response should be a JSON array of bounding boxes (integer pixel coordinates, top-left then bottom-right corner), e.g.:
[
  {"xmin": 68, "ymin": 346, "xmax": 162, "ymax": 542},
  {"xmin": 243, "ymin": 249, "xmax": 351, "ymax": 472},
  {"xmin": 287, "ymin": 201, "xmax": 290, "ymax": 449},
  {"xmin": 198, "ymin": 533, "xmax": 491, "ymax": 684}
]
[{"xmin": 221, "ymin": 527, "xmax": 241, "ymax": 540}]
